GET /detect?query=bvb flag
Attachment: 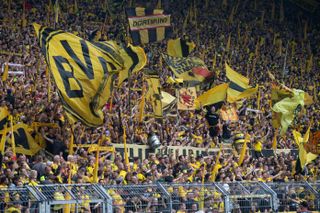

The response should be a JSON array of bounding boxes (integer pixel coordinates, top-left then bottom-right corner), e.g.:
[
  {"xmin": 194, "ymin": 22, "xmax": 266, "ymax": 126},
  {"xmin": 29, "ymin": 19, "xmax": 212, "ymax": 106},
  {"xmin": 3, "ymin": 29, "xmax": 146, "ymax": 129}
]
[
  {"xmin": 162, "ymin": 54, "xmax": 213, "ymax": 85},
  {"xmin": 0, "ymin": 107, "xmax": 9, "ymax": 131},
  {"xmin": 225, "ymin": 63, "xmax": 258, "ymax": 103},
  {"xmin": 118, "ymin": 43, "xmax": 147, "ymax": 86},
  {"xmin": 178, "ymin": 87, "xmax": 197, "ymax": 110},
  {"xmin": 11, "ymin": 123, "xmax": 42, "ymax": 156},
  {"xmin": 126, "ymin": 7, "xmax": 172, "ymax": 45},
  {"xmin": 33, "ymin": 23, "xmax": 124, "ymax": 127},
  {"xmin": 167, "ymin": 38, "xmax": 196, "ymax": 57},
  {"xmin": 145, "ymin": 73, "xmax": 162, "ymax": 118},
  {"xmin": 195, "ymin": 83, "xmax": 228, "ymax": 109}
]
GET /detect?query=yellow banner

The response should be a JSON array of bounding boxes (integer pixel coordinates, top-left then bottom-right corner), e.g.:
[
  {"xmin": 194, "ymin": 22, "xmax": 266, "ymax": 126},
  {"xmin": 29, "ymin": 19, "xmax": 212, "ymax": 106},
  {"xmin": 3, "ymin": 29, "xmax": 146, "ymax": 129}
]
[{"xmin": 129, "ymin": 14, "xmax": 171, "ymax": 30}]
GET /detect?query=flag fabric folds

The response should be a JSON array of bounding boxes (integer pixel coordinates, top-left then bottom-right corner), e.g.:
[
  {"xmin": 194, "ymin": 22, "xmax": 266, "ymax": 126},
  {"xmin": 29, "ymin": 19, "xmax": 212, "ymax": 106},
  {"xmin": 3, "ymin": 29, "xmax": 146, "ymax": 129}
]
[
  {"xmin": 11, "ymin": 123, "xmax": 42, "ymax": 156},
  {"xmin": 195, "ymin": 83, "xmax": 228, "ymax": 109},
  {"xmin": 118, "ymin": 44, "xmax": 147, "ymax": 85},
  {"xmin": 145, "ymin": 73, "xmax": 162, "ymax": 118},
  {"xmin": 0, "ymin": 107, "xmax": 9, "ymax": 131},
  {"xmin": 178, "ymin": 87, "xmax": 197, "ymax": 110},
  {"xmin": 162, "ymin": 54, "xmax": 213, "ymax": 85},
  {"xmin": 272, "ymin": 89, "xmax": 305, "ymax": 135},
  {"xmin": 292, "ymin": 128, "xmax": 318, "ymax": 173},
  {"xmin": 126, "ymin": 7, "xmax": 172, "ymax": 45},
  {"xmin": 33, "ymin": 23, "xmax": 124, "ymax": 127},
  {"xmin": 225, "ymin": 63, "xmax": 258, "ymax": 103},
  {"xmin": 161, "ymin": 91, "xmax": 176, "ymax": 112},
  {"xmin": 167, "ymin": 38, "xmax": 196, "ymax": 57}
]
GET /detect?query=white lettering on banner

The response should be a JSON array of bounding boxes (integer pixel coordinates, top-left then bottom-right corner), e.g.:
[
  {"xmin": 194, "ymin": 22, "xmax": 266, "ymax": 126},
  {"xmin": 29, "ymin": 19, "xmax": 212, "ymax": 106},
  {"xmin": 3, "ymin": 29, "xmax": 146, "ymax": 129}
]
[{"xmin": 129, "ymin": 14, "xmax": 171, "ymax": 31}]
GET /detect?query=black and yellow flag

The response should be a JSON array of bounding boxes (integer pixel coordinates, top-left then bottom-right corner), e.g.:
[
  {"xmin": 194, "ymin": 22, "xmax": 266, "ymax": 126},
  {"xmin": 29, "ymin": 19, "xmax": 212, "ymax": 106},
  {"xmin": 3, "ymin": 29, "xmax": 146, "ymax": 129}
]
[
  {"xmin": 167, "ymin": 38, "xmax": 196, "ymax": 57},
  {"xmin": 118, "ymin": 43, "xmax": 147, "ymax": 85},
  {"xmin": 126, "ymin": 7, "xmax": 172, "ymax": 45},
  {"xmin": 33, "ymin": 23, "xmax": 124, "ymax": 127},
  {"xmin": 0, "ymin": 107, "xmax": 9, "ymax": 131},
  {"xmin": 225, "ymin": 63, "xmax": 258, "ymax": 103},
  {"xmin": 162, "ymin": 54, "xmax": 213, "ymax": 85},
  {"xmin": 11, "ymin": 123, "xmax": 42, "ymax": 156},
  {"xmin": 195, "ymin": 83, "xmax": 228, "ymax": 109},
  {"xmin": 145, "ymin": 73, "xmax": 162, "ymax": 118}
]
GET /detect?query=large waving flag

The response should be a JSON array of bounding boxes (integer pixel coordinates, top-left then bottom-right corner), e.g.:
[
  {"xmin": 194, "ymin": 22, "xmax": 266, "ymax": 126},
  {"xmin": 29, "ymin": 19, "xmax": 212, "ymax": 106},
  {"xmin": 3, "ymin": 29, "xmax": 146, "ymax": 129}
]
[
  {"xmin": 225, "ymin": 63, "xmax": 258, "ymax": 103},
  {"xmin": 195, "ymin": 83, "xmax": 228, "ymax": 109},
  {"xmin": 33, "ymin": 23, "xmax": 124, "ymax": 127},
  {"xmin": 145, "ymin": 73, "xmax": 162, "ymax": 118},
  {"xmin": 272, "ymin": 89, "xmax": 305, "ymax": 135},
  {"xmin": 167, "ymin": 38, "xmax": 196, "ymax": 57}
]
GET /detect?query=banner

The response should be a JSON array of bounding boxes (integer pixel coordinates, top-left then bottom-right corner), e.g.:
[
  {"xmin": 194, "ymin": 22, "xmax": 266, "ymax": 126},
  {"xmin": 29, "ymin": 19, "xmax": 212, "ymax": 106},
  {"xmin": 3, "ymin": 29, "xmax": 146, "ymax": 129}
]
[
  {"xmin": 225, "ymin": 63, "xmax": 258, "ymax": 103},
  {"xmin": 126, "ymin": 7, "xmax": 172, "ymax": 45},
  {"xmin": 34, "ymin": 23, "xmax": 124, "ymax": 127},
  {"xmin": 167, "ymin": 38, "xmax": 195, "ymax": 57},
  {"xmin": 11, "ymin": 123, "xmax": 42, "ymax": 156},
  {"xmin": 178, "ymin": 87, "xmax": 197, "ymax": 110},
  {"xmin": 145, "ymin": 74, "xmax": 162, "ymax": 118},
  {"xmin": 118, "ymin": 43, "xmax": 147, "ymax": 85},
  {"xmin": 162, "ymin": 54, "xmax": 213, "ymax": 85}
]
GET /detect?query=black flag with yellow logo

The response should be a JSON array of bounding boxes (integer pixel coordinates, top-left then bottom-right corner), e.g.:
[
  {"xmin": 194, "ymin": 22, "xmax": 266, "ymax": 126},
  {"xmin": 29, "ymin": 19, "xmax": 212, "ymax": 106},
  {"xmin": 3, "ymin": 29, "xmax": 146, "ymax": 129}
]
[
  {"xmin": 126, "ymin": 7, "xmax": 172, "ymax": 45},
  {"xmin": 33, "ymin": 23, "xmax": 124, "ymax": 127}
]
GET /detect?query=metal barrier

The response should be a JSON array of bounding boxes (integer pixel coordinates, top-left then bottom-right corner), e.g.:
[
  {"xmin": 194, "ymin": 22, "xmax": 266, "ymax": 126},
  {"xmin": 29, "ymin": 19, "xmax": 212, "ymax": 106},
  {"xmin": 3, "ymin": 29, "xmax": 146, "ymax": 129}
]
[
  {"xmin": 0, "ymin": 182, "xmax": 318, "ymax": 212},
  {"xmin": 161, "ymin": 183, "xmax": 229, "ymax": 213},
  {"xmin": 103, "ymin": 183, "xmax": 172, "ymax": 213},
  {"xmin": 267, "ymin": 182, "xmax": 319, "ymax": 212}
]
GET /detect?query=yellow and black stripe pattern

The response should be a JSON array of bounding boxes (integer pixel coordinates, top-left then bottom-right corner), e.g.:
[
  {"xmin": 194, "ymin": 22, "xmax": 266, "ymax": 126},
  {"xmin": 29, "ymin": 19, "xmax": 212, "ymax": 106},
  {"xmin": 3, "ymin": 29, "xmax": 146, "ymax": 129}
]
[
  {"xmin": 167, "ymin": 38, "xmax": 196, "ymax": 57},
  {"xmin": 0, "ymin": 107, "xmax": 9, "ymax": 130},
  {"xmin": 33, "ymin": 23, "xmax": 123, "ymax": 127},
  {"xmin": 126, "ymin": 7, "xmax": 172, "ymax": 45}
]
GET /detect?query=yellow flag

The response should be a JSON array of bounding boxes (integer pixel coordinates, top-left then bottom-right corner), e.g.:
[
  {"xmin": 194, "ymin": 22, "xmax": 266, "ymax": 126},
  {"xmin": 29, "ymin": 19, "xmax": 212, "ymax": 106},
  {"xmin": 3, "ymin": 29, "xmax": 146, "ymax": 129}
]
[
  {"xmin": 225, "ymin": 63, "xmax": 257, "ymax": 103},
  {"xmin": 93, "ymin": 138, "xmax": 102, "ymax": 183},
  {"xmin": 0, "ymin": 107, "xmax": 9, "ymax": 131},
  {"xmin": 145, "ymin": 74, "xmax": 162, "ymax": 118},
  {"xmin": 195, "ymin": 83, "xmax": 228, "ymax": 109},
  {"xmin": 117, "ymin": 43, "xmax": 147, "ymax": 86},
  {"xmin": 2, "ymin": 62, "xmax": 9, "ymax": 81},
  {"xmin": 167, "ymin": 38, "xmax": 196, "ymax": 57},
  {"xmin": 238, "ymin": 134, "xmax": 250, "ymax": 166},
  {"xmin": 210, "ymin": 145, "xmax": 222, "ymax": 181},
  {"xmin": 33, "ymin": 23, "xmax": 123, "ymax": 127},
  {"xmin": 272, "ymin": 89, "xmax": 305, "ymax": 135},
  {"xmin": 0, "ymin": 124, "xmax": 8, "ymax": 154}
]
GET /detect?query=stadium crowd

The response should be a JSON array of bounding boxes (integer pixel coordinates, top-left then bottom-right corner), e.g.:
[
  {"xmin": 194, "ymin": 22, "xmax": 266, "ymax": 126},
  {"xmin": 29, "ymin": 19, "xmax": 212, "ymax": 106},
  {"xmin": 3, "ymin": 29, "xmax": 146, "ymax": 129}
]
[{"xmin": 0, "ymin": 0, "xmax": 319, "ymax": 212}]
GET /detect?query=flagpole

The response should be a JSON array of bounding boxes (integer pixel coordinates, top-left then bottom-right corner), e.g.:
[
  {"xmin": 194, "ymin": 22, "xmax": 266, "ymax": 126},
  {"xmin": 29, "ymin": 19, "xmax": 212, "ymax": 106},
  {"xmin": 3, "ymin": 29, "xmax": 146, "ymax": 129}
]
[
  {"xmin": 93, "ymin": 137, "xmax": 102, "ymax": 183},
  {"xmin": 282, "ymin": 42, "xmax": 289, "ymax": 78},
  {"xmin": 9, "ymin": 115, "xmax": 16, "ymax": 160}
]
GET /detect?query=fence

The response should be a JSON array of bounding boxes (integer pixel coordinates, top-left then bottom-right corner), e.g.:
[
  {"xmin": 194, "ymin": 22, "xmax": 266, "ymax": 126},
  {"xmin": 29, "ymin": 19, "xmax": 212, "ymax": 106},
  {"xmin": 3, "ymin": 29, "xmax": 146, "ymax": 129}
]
[{"xmin": 0, "ymin": 181, "xmax": 318, "ymax": 213}]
